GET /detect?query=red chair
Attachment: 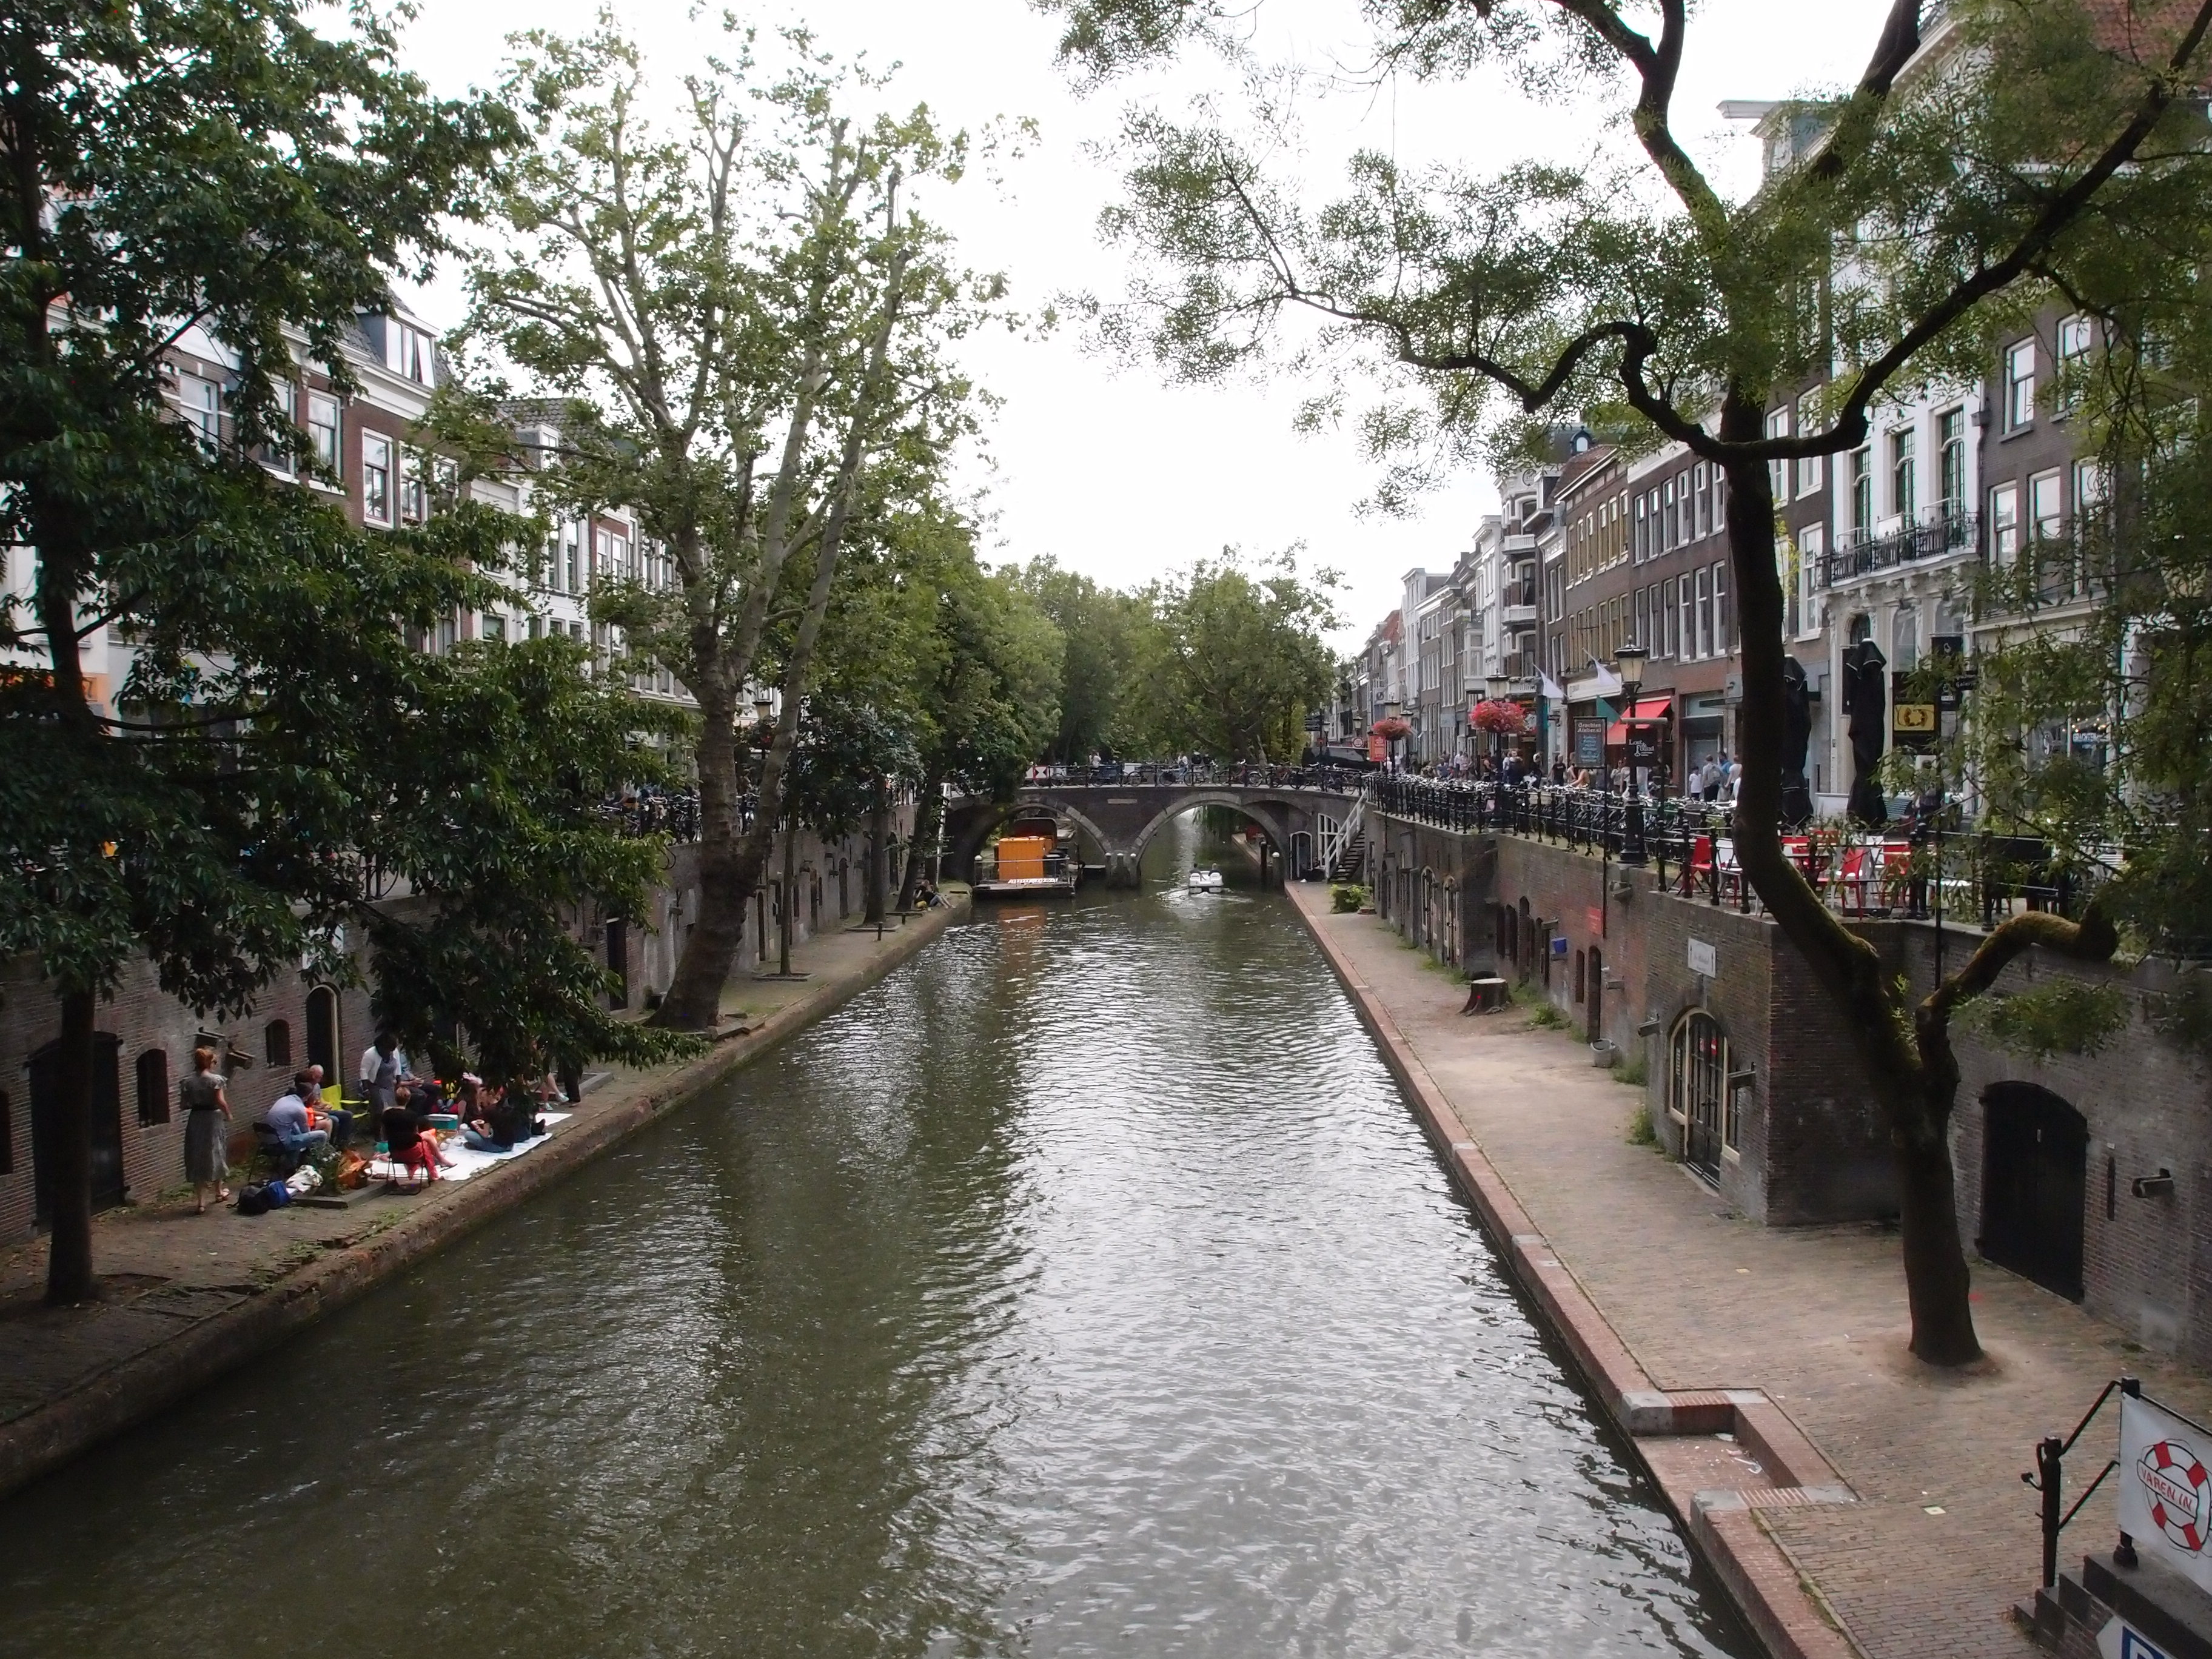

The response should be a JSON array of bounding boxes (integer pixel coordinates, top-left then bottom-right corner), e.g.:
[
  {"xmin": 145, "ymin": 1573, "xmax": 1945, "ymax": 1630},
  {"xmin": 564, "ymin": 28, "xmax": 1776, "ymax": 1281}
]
[
  {"xmin": 1683, "ymin": 834, "xmax": 1714, "ymax": 896},
  {"xmin": 1834, "ymin": 845, "xmax": 1872, "ymax": 914}
]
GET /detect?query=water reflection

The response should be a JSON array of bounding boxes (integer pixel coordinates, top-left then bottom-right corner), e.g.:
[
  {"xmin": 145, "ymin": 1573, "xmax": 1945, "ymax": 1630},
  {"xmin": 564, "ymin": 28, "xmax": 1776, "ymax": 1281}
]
[{"xmin": 0, "ymin": 817, "xmax": 1746, "ymax": 1658}]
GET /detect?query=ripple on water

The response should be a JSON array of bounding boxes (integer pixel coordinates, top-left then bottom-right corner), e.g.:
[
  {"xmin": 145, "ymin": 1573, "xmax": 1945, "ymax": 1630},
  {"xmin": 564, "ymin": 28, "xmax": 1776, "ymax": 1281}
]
[{"xmin": 0, "ymin": 827, "xmax": 1748, "ymax": 1659}]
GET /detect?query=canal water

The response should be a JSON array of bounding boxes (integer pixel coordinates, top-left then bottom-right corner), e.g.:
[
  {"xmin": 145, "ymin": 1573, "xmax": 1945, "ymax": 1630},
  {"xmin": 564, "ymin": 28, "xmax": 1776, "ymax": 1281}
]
[{"xmin": 0, "ymin": 826, "xmax": 1748, "ymax": 1658}]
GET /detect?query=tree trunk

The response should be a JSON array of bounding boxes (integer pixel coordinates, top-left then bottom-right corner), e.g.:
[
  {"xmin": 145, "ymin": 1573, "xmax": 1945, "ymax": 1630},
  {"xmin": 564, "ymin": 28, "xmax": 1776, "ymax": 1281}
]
[
  {"xmin": 897, "ymin": 768, "xmax": 945, "ymax": 909},
  {"xmin": 1895, "ymin": 1089, "xmax": 1982, "ymax": 1364},
  {"xmin": 657, "ymin": 654, "xmax": 748, "ymax": 1030},
  {"xmin": 44, "ymin": 988, "xmax": 99, "ymax": 1307},
  {"xmin": 777, "ymin": 814, "xmax": 796, "ymax": 977},
  {"xmin": 864, "ymin": 779, "xmax": 890, "ymax": 925},
  {"xmin": 1718, "ymin": 389, "xmax": 1982, "ymax": 1363}
]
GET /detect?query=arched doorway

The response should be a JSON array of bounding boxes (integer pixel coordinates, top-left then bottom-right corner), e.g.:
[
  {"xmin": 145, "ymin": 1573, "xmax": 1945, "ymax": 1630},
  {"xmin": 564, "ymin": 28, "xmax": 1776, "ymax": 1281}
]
[
  {"xmin": 306, "ymin": 985, "xmax": 341, "ymax": 1086},
  {"xmin": 1980, "ymin": 1082, "xmax": 2087, "ymax": 1300},
  {"xmin": 1671, "ymin": 1011, "xmax": 1728, "ymax": 1181}
]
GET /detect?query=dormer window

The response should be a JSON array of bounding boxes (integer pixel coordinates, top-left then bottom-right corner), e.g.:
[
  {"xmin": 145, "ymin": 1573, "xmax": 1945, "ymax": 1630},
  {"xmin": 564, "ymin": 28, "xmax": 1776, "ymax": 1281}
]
[{"xmin": 386, "ymin": 321, "xmax": 434, "ymax": 385}]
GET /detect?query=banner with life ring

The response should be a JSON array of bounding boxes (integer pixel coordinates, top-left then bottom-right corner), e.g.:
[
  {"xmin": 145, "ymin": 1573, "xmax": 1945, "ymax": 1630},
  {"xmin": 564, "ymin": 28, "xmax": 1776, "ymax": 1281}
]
[{"xmin": 2119, "ymin": 1391, "xmax": 2212, "ymax": 1593}]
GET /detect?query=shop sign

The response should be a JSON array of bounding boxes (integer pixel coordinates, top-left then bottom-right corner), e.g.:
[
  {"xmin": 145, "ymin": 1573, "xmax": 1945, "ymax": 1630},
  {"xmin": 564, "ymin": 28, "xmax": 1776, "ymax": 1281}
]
[
  {"xmin": 1369, "ymin": 734, "xmax": 1387, "ymax": 763},
  {"xmin": 1893, "ymin": 703, "xmax": 1937, "ymax": 734},
  {"xmin": 1687, "ymin": 938, "xmax": 1718, "ymax": 977},
  {"xmin": 2100, "ymin": 1617, "xmax": 2174, "ymax": 1659},
  {"xmin": 1574, "ymin": 718, "xmax": 1605, "ymax": 765}
]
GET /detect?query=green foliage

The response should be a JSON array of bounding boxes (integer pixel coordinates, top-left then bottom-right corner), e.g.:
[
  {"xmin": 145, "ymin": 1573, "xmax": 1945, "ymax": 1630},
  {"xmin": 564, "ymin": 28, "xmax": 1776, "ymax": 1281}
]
[
  {"xmin": 1626, "ymin": 1104, "xmax": 1658, "ymax": 1146},
  {"xmin": 1330, "ymin": 883, "xmax": 1368, "ymax": 913},
  {"xmin": 1616, "ymin": 1052, "xmax": 1649, "ymax": 1089},
  {"xmin": 1526, "ymin": 1001, "xmax": 1568, "ymax": 1031},
  {"xmin": 1957, "ymin": 980, "xmax": 2134, "ymax": 1065},
  {"xmin": 1136, "ymin": 547, "xmax": 1338, "ymax": 760},
  {"xmin": 1014, "ymin": 556, "xmax": 1154, "ymax": 760}
]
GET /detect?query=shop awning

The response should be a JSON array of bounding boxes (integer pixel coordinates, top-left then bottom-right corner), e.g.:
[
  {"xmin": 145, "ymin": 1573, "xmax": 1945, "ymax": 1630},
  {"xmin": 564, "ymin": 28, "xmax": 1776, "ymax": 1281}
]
[{"xmin": 1605, "ymin": 695, "xmax": 1675, "ymax": 745}]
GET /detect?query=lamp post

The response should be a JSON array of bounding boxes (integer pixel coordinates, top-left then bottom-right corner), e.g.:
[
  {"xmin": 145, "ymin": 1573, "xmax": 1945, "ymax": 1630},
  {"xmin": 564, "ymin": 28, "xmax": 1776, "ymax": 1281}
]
[
  {"xmin": 1485, "ymin": 673, "xmax": 1509, "ymax": 782},
  {"xmin": 1384, "ymin": 698, "xmax": 1403, "ymax": 773},
  {"xmin": 1616, "ymin": 645, "xmax": 1649, "ymax": 865}
]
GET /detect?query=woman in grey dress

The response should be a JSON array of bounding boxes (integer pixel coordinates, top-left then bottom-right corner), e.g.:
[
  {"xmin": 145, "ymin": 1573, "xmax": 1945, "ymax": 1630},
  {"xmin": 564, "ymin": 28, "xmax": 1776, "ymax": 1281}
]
[{"xmin": 179, "ymin": 1045, "xmax": 233, "ymax": 1213}]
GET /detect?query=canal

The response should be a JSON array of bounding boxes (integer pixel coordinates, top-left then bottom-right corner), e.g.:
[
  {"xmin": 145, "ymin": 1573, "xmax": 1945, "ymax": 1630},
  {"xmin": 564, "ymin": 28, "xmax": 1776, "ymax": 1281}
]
[{"xmin": 0, "ymin": 828, "xmax": 1749, "ymax": 1658}]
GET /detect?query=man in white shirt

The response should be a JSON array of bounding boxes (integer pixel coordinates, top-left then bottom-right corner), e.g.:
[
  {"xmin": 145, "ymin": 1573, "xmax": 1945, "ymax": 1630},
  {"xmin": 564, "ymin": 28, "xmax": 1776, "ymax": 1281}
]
[{"xmin": 359, "ymin": 1036, "xmax": 407, "ymax": 1114}]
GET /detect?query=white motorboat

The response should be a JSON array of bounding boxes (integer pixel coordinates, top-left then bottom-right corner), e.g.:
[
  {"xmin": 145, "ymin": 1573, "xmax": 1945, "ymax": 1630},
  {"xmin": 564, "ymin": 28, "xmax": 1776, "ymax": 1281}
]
[{"xmin": 1186, "ymin": 868, "xmax": 1225, "ymax": 892}]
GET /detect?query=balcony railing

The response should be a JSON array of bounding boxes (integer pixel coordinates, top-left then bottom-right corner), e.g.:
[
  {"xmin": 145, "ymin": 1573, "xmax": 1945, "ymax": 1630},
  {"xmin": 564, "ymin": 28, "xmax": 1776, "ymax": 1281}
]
[
  {"xmin": 1501, "ymin": 581, "xmax": 1538, "ymax": 611},
  {"xmin": 1817, "ymin": 511, "xmax": 1976, "ymax": 588}
]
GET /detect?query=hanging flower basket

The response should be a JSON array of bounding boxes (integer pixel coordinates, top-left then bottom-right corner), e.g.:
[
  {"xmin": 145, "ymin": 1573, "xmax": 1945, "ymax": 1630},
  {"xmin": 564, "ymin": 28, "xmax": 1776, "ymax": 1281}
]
[
  {"xmin": 1469, "ymin": 699, "xmax": 1530, "ymax": 736},
  {"xmin": 1370, "ymin": 716, "xmax": 1412, "ymax": 740}
]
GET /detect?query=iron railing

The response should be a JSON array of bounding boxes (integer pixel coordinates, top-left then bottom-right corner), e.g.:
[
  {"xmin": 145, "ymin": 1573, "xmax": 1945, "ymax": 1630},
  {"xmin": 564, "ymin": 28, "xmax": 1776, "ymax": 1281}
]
[{"xmin": 1817, "ymin": 511, "xmax": 1977, "ymax": 588}]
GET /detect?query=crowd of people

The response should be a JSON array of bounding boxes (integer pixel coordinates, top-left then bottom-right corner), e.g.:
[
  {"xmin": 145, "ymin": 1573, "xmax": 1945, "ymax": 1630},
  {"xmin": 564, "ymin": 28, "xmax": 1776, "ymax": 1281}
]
[
  {"xmin": 178, "ymin": 1033, "xmax": 569, "ymax": 1213},
  {"xmin": 1393, "ymin": 748, "xmax": 1747, "ymax": 803}
]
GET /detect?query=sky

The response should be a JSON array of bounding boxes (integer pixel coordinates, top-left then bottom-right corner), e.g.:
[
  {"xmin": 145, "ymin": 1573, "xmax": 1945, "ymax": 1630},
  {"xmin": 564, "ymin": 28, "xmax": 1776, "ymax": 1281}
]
[{"xmin": 393, "ymin": 0, "xmax": 1899, "ymax": 649}]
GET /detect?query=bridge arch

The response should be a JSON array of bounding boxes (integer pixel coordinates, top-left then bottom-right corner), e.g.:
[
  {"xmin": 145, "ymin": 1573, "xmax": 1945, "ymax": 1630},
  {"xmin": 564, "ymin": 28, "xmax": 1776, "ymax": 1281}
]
[
  {"xmin": 1125, "ymin": 791, "xmax": 1295, "ymax": 871},
  {"xmin": 947, "ymin": 797, "xmax": 1119, "ymax": 877}
]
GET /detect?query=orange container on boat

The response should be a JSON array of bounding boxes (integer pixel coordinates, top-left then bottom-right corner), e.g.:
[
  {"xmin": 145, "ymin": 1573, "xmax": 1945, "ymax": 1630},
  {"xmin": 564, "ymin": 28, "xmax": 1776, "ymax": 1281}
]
[{"xmin": 995, "ymin": 835, "xmax": 1053, "ymax": 880}]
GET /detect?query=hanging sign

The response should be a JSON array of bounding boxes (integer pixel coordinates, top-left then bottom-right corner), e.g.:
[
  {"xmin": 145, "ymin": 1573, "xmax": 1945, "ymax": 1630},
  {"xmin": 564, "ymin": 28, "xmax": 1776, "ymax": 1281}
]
[
  {"xmin": 2120, "ymin": 1391, "xmax": 2212, "ymax": 1594},
  {"xmin": 1369, "ymin": 734, "xmax": 1387, "ymax": 763}
]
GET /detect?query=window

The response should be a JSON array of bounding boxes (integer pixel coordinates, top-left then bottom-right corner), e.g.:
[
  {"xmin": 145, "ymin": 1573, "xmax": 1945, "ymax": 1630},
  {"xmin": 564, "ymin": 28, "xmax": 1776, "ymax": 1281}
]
[
  {"xmin": 308, "ymin": 394, "xmax": 341, "ymax": 476},
  {"xmin": 1795, "ymin": 391, "xmax": 1823, "ymax": 497},
  {"xmin": 400, "ymin": 449, "xmax": 427, "ymax": 524},
  {"xmin": 1692, "ymin": 463, "xmax": 1709, "ymax": 540},
  {"xmin": 1662, "ymin": 577, "xmax": 1678, "ymax": 658},
  {"xmin": 1711, "ymin": 467, "xmax": 1726, "ymax": 529},
  {"xmin": 1631, "ymin": 494, "xmax": 1644, "ymax": 565},
  {"xmin": 1678, "ymin": 577, "xmax": 1693, "ymax": 662},
  {"xmin": 2006, "ymin": 339, "xmax": 2037, "ymax": 430},
  {"xmin": 1890, "ymin": 427, "xmax": 1917, "ymax": 523},
  {"xmin": 1938, "ymin": 409, "xmax": 1966, "ymax": 516},
  {"xmin": 264, "ymin": 1019, "xmax": 292, "ymax": 1067},
  {"xmin": 1989, "ymin": 481, "xmax": 2020, "ymax": 563},
  {"xmin": 1694, "ymin": 566, "xmax": 1712, "ymax": 659},
  {"xmin": 1892, "ymin": 603, "xmax": 1919, "ymax": 672},
  {"xmin": 1766, "ymin": 407, "xmax": 1789, "ymax": 501},
  {"xmin": 2056, "ymin": 315, "xmax": 2093, "ymax": 413},
  {"xmin": 2029, "ymin": 470, "xmax": 2063, "ymax": 541},
  {"xmin": 1713, "ymin": 561, "xmax": 1731, "ymax": 652},
  {"xmin": 389, "ymin": 321, "xmax": 434, "ymax": 384},
  {"xmin": 1633, "ymin": 587, "xmax": 1647, "ymax": 651},
  {"xmin": 135, "ymin": 1048, "xmax": 170, "ymax": 1127},
  {"xmin": 483, "ymin": 613, "xmax": 507, "ymax": 644},
  {"xmin": 361, "ymin": 432, "xmax": 393, "ymax": 526},
  {"xmin": 564, "ymin": 525, "xmax": 581, "ymax": 593},
  {"xmin": 2073, "ymin": 459, "xmax": 2106, "ymax": 524},
  {"xmin": 260, "ymin": 380, "xmax": 297, "ymax": 475},
  {"xmin": 1797, "ymin": 525, "xmax": 1824, "ymax": 638}
]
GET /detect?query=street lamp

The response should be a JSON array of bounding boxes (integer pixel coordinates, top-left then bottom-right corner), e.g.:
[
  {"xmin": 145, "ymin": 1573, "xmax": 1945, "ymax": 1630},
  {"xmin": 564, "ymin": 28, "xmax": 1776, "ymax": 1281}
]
[
  {"xmin": 1384, "ymin": 698, "xmax": 1404, "ymax": 771},
  {"xmin": 1615, "ymin": 645, "xmax": 1649, "ymax": 865},
  {"xmin": 1484, "ymin": 672, "xmax": 1509, "ymax": 783}
]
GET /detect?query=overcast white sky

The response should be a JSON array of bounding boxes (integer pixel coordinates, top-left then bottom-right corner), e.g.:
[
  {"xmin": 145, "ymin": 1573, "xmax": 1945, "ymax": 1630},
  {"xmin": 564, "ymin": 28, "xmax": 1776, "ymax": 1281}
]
[{"xmin": 394, "ymin": 1, "xmax": 1898, "ymax": 648}]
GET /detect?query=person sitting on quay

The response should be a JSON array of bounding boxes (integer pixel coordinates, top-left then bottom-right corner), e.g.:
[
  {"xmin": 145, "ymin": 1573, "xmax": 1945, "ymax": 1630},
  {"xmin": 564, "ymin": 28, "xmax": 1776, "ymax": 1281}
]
[
  {"xmin": 380, "ymin": 1093, "xmax": 449, "ymax": 1184},
  {"xmin": 303, "ymin": 1064, "xmax": 353, "ymax": 1150},
  {"xmin": 266, "ymin": 1073, "xmax": 331, "ymax": 1160}
]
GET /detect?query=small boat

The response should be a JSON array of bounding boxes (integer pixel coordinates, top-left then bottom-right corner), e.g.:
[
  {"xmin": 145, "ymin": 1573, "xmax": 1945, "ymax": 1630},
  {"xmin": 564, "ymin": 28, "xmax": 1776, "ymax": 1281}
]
[{"xmin": 1187, "ymin": 868, "xmax": 1225, "ymax": 893}]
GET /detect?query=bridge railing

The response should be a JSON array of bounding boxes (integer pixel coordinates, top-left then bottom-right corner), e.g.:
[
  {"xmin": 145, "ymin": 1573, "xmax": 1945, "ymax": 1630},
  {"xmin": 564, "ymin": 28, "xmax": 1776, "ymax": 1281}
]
[{"xmin": 1014, "ymin": 762, "xmax": 1369, "ymax": 793}]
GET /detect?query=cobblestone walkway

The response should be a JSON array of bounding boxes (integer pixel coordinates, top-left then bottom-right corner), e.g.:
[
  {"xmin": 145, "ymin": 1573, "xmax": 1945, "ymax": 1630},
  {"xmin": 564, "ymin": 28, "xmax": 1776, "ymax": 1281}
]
[{"xmin": 1291, "ymin": 889, "xmax": 2212, "ymax": 1659}]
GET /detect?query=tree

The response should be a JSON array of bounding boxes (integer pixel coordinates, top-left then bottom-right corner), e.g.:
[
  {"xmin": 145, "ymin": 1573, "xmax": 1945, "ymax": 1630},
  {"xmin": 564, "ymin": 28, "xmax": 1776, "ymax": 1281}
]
[
  {"xmin": 0, "ymin": 0, "xmax": 514, "ymax": 1302},
  {"xmin": 1016, "ymin": 555, "xmax": 1151, "ymax": 760},
  {"xmin": 460, "ymin": 20, "xmax": 996, "ymax": 1031},
  {"xmin": 1052, "ymin": 0, "xmax": 2212, "ymax": 1362},
  {"xmin": 1148, "ymin": 549, "xmax": 1337, "ymax": 762}
]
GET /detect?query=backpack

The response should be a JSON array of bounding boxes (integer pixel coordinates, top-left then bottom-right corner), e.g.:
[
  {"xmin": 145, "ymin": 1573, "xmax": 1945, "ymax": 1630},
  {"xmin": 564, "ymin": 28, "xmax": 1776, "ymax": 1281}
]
[{"xmin": 236, "ymin": 1184, "xmax": 270, "ymax": 1216}]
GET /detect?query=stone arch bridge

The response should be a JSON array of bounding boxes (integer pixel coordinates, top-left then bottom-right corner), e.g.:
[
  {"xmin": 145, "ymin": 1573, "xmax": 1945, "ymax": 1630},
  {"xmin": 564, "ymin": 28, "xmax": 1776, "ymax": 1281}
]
[{"xmin": 946, "ymin": 769, "xmax": 1366, "ymax": 887}]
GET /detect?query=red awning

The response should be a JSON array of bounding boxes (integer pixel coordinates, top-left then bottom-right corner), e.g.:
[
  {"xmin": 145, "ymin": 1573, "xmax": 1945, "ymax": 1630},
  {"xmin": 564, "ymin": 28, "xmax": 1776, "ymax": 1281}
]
[{"xmin": 1605, "ymin": 695, "xmax": 1674, "ymax": 746}]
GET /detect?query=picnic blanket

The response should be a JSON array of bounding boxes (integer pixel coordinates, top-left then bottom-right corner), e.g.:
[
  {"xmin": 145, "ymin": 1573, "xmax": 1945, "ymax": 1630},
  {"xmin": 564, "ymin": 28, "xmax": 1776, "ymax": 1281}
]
[{"xmin": 366, "ymin": 1111, "xmax": 572, "ymax": 1185}]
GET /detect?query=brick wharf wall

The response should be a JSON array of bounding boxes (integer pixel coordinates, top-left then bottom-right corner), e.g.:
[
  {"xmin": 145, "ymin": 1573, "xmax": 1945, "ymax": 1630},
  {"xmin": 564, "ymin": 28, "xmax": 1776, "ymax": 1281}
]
[{"xmin": 1367, "ymin": 811, "xmax": 2212, "ymax": 1361}]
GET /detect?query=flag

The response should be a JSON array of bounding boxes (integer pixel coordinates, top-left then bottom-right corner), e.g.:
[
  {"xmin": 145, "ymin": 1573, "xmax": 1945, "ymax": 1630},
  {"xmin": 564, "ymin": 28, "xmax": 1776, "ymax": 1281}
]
[
  {"xmin": 1588, "ymin": 657, "xmax": 1624, "ymax": 698},
  {"xmin": 1538, "ymin": 669, "xmax": 1564, "ymax": 703}
]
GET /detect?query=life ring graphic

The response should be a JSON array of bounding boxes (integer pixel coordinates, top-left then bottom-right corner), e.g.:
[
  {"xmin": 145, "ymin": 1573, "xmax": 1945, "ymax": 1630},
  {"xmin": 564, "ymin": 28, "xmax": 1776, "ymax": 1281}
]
[{"xmin": 2138, "ymin": 1439, "xmax": 2211, "ymax": 1553}]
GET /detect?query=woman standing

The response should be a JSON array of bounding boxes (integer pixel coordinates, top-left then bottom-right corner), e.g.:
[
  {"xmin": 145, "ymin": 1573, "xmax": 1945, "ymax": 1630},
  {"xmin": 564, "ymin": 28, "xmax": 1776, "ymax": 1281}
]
[{"xmin": 179, "ymin": 1045, "xmax": 232, "ymax": 1213}]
